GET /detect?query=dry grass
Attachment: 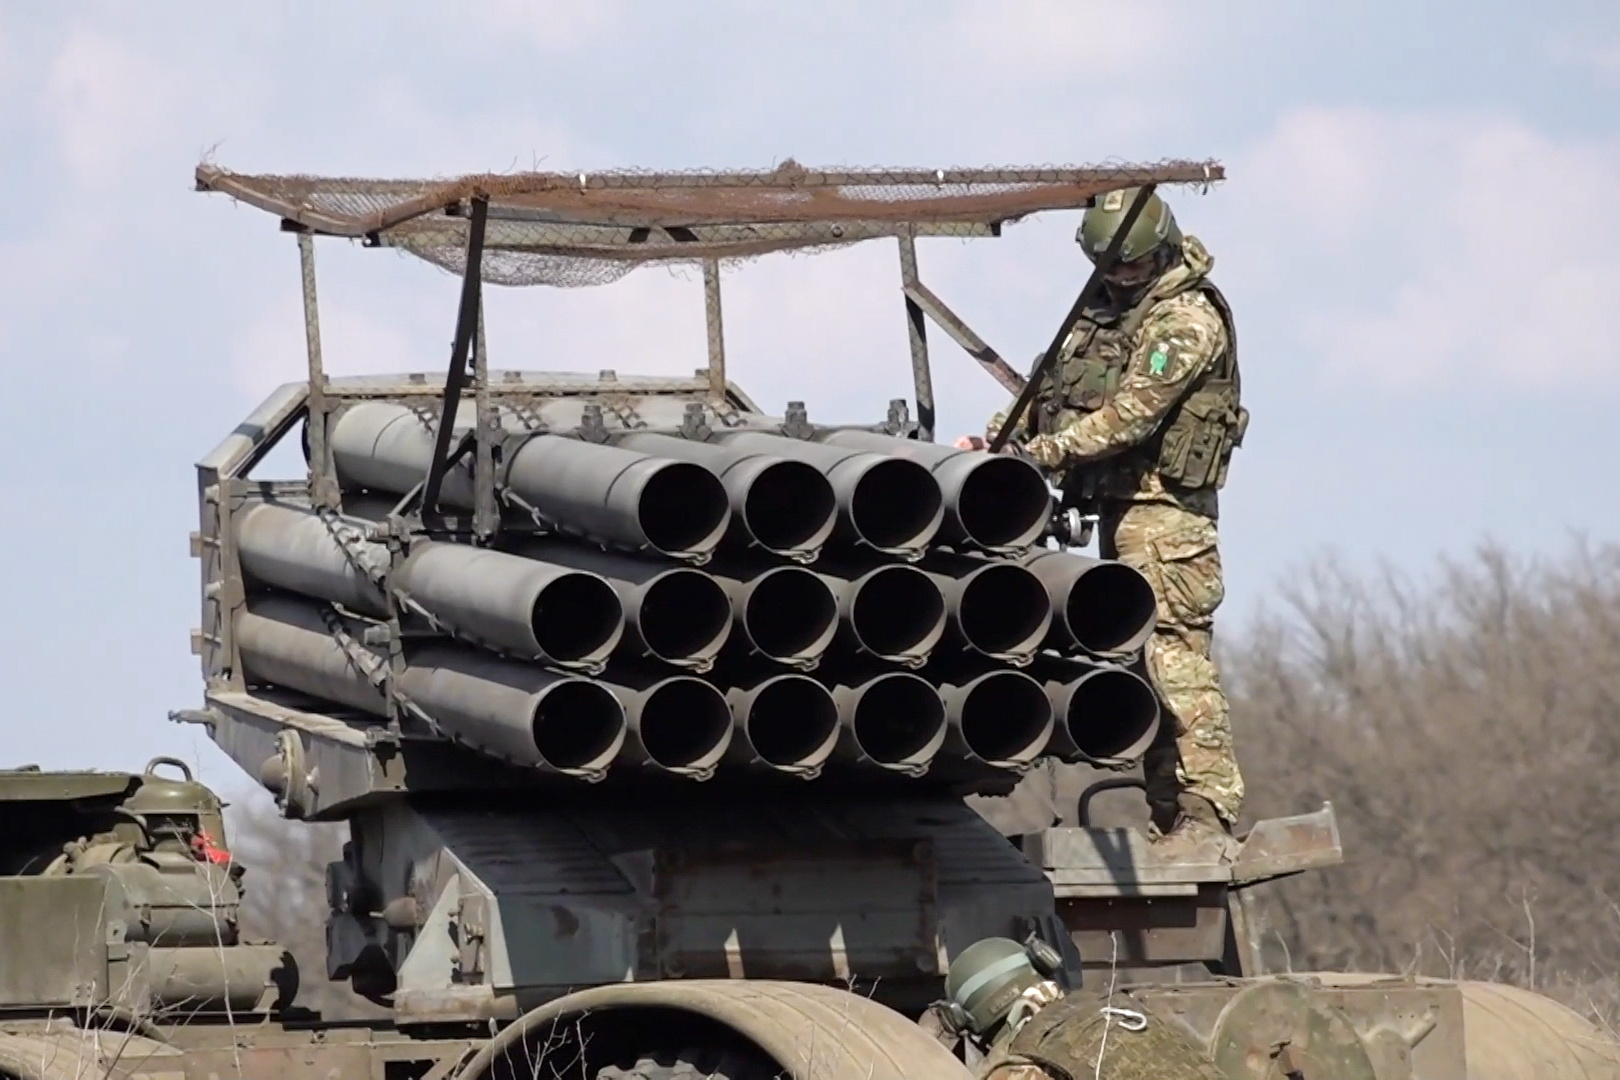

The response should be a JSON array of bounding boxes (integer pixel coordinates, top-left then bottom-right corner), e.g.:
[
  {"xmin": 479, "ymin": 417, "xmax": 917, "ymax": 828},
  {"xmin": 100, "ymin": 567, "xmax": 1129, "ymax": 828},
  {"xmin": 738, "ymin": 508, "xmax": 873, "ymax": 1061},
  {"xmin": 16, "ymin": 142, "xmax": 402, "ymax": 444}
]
[{"xmin": 1231, "ymin": 540, "xmax": 1620, "ymax": 1026}]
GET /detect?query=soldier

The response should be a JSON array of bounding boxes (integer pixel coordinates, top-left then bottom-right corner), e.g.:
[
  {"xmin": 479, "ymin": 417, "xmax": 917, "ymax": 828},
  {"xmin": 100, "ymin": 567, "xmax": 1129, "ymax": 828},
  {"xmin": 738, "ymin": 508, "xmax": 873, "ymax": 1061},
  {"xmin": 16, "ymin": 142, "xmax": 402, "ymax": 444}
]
[
  {"xmin": 933, "ymin": 937, "xmax": 1067, "ymax": 1078},
  {"xmin": 958, "ymin": 187, "xmax": 1248, "ymax": 853},
  {"xmin": 934, "ymin": 937, "xmax": 1226, "ymax": 1080}
]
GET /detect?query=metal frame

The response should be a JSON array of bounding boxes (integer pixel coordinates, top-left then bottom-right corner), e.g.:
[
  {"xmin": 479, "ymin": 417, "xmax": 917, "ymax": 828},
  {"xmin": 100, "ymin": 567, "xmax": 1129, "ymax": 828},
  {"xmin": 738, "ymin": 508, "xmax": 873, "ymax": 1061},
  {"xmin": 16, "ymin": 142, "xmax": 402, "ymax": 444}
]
[
  {"xmin": 422, "ymin": 196, "xmax": 490, "ymax": 521},
  {"xmin": 248, "ymin": 164, "xmax": 1221, "ymax": 517},
  {"xmin": 702, "ymin": 258, "xmax": 727, "ymax": 403},
  {"xmin": 198, "ymin": 162, "xmax": 1222, "ymax": 235}
]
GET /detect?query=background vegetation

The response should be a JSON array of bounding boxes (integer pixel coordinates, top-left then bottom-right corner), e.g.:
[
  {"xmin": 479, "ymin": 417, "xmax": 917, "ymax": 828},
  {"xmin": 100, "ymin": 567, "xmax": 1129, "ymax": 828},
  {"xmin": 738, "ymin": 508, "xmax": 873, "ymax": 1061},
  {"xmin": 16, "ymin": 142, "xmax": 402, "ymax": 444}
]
[{"xmin": 1234, "ymin": 541, "xmax": 1620, "ymax": 1023}]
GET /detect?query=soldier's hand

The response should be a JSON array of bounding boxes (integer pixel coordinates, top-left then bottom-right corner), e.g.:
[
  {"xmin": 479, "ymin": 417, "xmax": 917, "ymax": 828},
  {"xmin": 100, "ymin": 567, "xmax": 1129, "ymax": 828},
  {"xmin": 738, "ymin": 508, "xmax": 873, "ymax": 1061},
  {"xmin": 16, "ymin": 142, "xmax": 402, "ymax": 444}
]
[
  {"xmin": 1021, "ymin": 434, "xmax": 1065, "ymax": 468},
  {"xmin": 954, "ymin": 435, "xmax": 987, "ymax": 450}
]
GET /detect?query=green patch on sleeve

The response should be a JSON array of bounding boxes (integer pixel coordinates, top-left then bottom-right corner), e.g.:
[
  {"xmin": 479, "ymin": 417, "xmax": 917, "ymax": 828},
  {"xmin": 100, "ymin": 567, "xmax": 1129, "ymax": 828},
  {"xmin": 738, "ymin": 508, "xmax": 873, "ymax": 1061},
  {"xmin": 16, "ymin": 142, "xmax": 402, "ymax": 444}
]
[{"xmin": 1147, "ymin": 343, "xmax": 1171, "ymax": 376}]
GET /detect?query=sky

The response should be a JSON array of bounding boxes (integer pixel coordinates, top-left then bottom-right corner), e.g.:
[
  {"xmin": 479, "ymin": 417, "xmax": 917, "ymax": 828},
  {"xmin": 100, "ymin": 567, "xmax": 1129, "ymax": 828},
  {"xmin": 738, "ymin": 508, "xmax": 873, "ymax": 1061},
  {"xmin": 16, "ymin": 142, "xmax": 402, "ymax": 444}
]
[{"xmin": 0, "ymin": 1, "xmax": 1615, "ymax": 791}]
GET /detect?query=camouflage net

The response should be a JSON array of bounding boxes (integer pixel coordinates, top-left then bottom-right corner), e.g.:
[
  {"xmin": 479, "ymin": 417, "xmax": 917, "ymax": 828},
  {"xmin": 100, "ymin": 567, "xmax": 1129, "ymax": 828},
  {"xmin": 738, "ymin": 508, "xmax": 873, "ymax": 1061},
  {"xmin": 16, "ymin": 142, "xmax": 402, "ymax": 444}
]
[{"xmin": 196, "ymin": 159, "xmax": 1224, "ymax": 287}]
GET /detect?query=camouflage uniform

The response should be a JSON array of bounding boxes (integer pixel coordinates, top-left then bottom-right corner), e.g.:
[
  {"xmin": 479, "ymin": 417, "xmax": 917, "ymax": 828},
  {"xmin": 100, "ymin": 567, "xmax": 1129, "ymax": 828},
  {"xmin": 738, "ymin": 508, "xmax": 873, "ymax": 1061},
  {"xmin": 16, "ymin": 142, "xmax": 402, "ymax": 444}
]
[
  {"xmin": 993, "ymin": 235, "xmax": 1247, "ymax": 826},
  {"xmin": 977, "ymin": 988, "xmax": 1229, "ymax": 1080},
  {"xmin": 984, "ymin": 1052, "xmax": 1051, "ymax": 1079}
]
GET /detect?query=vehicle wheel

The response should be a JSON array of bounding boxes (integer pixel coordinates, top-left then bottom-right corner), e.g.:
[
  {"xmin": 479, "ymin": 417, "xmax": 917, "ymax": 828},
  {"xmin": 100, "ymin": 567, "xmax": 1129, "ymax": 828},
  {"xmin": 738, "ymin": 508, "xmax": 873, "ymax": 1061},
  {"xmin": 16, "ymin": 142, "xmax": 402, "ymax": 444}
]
[{"xmin": 596, "ymin": 1046, "xmax": 782, "ymax": 1080}]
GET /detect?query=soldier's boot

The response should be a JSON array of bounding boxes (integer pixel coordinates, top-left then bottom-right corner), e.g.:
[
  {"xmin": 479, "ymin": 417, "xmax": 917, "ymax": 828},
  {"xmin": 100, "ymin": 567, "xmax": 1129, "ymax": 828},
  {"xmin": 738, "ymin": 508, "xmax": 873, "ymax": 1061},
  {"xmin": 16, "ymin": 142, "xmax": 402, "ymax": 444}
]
[{"xmin": 1149, "ymin": 792, "xmax": 1239, "ymax": 862}]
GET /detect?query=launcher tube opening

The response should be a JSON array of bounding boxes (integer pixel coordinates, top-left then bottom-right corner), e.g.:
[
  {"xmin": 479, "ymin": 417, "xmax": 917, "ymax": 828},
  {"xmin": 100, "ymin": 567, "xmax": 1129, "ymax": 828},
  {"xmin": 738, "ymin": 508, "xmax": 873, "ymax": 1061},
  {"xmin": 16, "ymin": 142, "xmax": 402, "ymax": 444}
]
[
  {"xmin": 739, "ymin": 676, "xmax": 839, "ymax": 770},
  {"xmin": 737, "ymin": 458, "xmax": 837, "ymax": 557},
  {"xmin": 841, "ymin": 457, "xmax": 943, "ymax": 554},
  {"xmin": 949, "ymin": 671, "xmax": 1053, "ymax": 766},
  {"xmin": 529, "ymin": 681, "xmax": 627, "ymax": 772},
  {"xmin": 845, "ymin": 565, "xmax": 946, "ymax": 662},
  {"xmin": 846, "ymin": 674, "xmax": 946, "ymax": 768},
  {"xmin": 633, "ymin": 678, "xmax": 733, "ymax": 772},
  {"xmin": 946, "ymin": 454, "xmax": 1051, "ymax": 552},
  {"xmin": 954, "ymin": 563, "xmax": 1052, "ymax": 660},
  {"xmin": 1059, "ymin": 667, "xmax": 1160, "ymax": 763},
  {"xmin": 737, "ymin": 567, "xmax": 837, "ymax": 665}
]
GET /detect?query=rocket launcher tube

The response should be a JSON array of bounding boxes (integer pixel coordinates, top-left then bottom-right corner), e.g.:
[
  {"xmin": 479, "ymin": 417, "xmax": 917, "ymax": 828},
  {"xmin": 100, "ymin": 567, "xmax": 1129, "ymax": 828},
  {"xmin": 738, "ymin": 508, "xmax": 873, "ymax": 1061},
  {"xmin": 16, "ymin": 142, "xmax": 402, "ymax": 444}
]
[
  {"xmin": 819, "ymin": 429, "xmax": 1051, "ymax": 554},
  {"xmin": 329, "ymin": 401, "xmax": 474, "ymax": 503},
  {"xmin": 328, "ymin": 402, "xmax": 733, "ymax": 560},
  {"xmin": 712, "ymin": 430, "xmax": 943, "ymax": 558},
  {"xmin": 723, "ymin": 674, "xmax": 840, "ymax": 778},
  {"xmin": 815, "ymin": 563, "xmax": 946, "ymax": 667},
  {"xmin": 235, "ymin": 596, "xmax": 389, "ymax": 715},
  {"xmin": 922, "ymin": 554, "xmax": 1054, "ymax": 665},
  {"xmin": 503, "ymin": 435, "xmax": 731, "ymax": 560},
  {"xmin": 235, "ymin": 505, "xmax": 625, "ymax": 671},
  {"xmin": 396, "ymin": 646, "xmax": 627, "ymax": 777},
  {"xmin": 513, "ymin": 541, "xmax": 732, "ymax": 671},
  {"xmin": 825, "ymin": 672, "xmax": 947, "ymax": 776},
  {"xmin": 236, "ymin": 502, "xmax": 390, "ymax": 618},
  {"xmin": 937, "ymin": 669, "xmax": 1056, "ymax": 770},
  {"xmin": 597, "ymin": 673, "xmax": 734, "ymax": 778},
  {"xmin": 614, "ymin": 432, "xmax": 837, "ymax": 561},
  {"xmin": 235, "ymin": 597, "xmax": 628, "ymax": 778},
  {"xmin": 707, "ymin": 564, "xmax": 838, "ymax": 670},
  {"xmin": 1022, "ymin": 549, "xmax": 1157, "ymax": 657},
  {"xmin": 1032, "ymin": 657, "xmax": 1160, "ymax": 766},
  {"xmin": 395, "ymin": 541, "xmax": 623, "ymax": 671}
]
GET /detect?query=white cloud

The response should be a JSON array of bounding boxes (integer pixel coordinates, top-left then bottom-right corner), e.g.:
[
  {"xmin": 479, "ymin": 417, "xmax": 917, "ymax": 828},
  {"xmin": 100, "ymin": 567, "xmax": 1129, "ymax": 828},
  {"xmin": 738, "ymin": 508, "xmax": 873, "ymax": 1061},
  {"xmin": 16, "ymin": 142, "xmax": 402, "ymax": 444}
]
[
  {"xmin": 942, "ymin": 0, "xmax": 1180, "ymax": 78},
  {"xmin": 1232, "ymin": 107, "xmax": 1620, "ymax": 388},
  {"xmin": 230, "ymin": 289, "xmax": 435, "ymax": 402},
  {"xmin": 485, "ymin": 264, "xmax": 707, "ymax": 380},
  {"xmin": 465, "ymin": 0, "xmax": 624, "ymax": 52},
  {"xmin": 43, "ymin": 28, "xmax": 180, "ymax": 185},
  {"xmin": 1546, "ymin": 34, "xmax": 1620, "ymax": 83},
  {"xmin": 330, "ymin": 76, "xmax": 603, "ymax": 176},
  {"xmin": 228, "ymin": 253, "xmax": 708, "ymax": 406},
  {"xmin": 721, "ymin": 244, "xmax": 922, "ymax": 420}
]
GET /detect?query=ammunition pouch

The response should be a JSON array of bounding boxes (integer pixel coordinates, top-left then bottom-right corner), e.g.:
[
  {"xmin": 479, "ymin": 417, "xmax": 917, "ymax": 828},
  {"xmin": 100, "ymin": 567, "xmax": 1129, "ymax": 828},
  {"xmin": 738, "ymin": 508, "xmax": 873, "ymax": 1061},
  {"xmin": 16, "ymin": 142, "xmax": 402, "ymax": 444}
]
[
  {"xmin": 1064, "ymin": 353, "xmax": 1119, "ymax": 413},
  {"xmin": 1155, "ymin": 384, "xmax": 1246, "ymax": 491}
]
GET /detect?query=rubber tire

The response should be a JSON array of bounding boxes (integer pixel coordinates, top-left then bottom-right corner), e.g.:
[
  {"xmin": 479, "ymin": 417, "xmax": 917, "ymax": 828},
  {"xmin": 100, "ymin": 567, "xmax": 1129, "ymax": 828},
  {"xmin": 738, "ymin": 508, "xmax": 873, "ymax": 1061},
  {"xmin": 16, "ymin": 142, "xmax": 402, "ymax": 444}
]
[{"xmin": 597, "ymin": 1047, "xmax": 780, "ymax": 1080}]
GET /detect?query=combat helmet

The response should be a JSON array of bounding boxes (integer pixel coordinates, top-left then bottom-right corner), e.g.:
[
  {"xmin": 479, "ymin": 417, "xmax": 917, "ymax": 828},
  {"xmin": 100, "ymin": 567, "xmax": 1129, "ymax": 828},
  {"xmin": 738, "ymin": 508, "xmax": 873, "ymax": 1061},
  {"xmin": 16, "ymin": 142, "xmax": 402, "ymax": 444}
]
[
  {"xmin": 1076, "ymin": 186, "xmax": 1182, "ymax": 264},
  {"xmin": 124, "ymin": 756, "xmax": 231, "ymax": 859},
  {"xmin": 943, "ymin": 936, "xmax": 1065, "ymax": 1039}
]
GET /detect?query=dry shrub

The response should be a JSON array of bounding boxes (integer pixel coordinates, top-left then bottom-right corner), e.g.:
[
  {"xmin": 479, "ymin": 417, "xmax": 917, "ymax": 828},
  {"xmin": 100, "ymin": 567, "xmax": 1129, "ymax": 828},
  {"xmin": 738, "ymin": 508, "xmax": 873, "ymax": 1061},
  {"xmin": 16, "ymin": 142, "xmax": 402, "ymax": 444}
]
[
  {"xmin": 226, "ymin": 799, "xmax": 386, "ymax": 1020},
  {"xmin": 1232, "ymin": 540, "xmax": 1620, "ymax": 1021}
]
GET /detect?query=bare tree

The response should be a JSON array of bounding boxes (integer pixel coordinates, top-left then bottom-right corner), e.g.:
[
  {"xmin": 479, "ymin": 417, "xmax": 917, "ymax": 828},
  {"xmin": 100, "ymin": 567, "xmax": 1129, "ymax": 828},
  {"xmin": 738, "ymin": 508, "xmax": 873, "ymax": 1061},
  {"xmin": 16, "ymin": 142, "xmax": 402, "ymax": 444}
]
[
  {"xmin": 226, "ymin": 795, "xmax": 387, "ymax": 1019},
  {"xmin": 1233, "ymin": 540, "xmax": 1620, "ymax": 1020}
]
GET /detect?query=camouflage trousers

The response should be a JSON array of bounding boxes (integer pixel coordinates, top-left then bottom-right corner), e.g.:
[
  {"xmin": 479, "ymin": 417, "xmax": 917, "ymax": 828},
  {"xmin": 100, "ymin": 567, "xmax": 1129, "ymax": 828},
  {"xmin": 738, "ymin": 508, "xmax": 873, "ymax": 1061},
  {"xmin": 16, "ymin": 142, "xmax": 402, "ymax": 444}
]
[{"xmin": 1100, "ymin": 501, "xmax": 1244, "ymax": 826}]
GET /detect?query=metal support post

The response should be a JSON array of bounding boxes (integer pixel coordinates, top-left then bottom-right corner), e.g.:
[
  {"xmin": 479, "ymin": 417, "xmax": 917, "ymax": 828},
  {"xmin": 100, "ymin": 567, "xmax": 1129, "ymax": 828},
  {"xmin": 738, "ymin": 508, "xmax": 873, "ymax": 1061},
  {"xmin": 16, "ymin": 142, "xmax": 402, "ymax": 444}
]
[
  {"xmin": 298, "ymin": 232, "xmax": 339, "ymax": 507},
  {"xmin": 901, "ymin": 278, "xmax": 1026, "ymax": 396},
  {"xmin": 897, "ymin": 235, "xmax": 936, "ymax": 441},
  {"xmin": 702, "ymin": 258, "xmax": 727, "ymax": 403},
  {"xmin": 422, "ymin": 195, "xmax": 490, "ymax": 519},
  {"xmin": 473, "ymin": 297, "xmax": 498, "ymax": 538}
]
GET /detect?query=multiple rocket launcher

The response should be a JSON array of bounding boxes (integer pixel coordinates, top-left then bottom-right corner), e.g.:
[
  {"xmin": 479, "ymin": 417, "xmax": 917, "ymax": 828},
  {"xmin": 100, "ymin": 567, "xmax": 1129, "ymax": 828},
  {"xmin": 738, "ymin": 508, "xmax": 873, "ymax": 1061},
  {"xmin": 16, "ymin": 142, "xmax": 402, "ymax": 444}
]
[{"xmin": 232, "ymin": 399, "xmax": 1163, "ymax": 788}]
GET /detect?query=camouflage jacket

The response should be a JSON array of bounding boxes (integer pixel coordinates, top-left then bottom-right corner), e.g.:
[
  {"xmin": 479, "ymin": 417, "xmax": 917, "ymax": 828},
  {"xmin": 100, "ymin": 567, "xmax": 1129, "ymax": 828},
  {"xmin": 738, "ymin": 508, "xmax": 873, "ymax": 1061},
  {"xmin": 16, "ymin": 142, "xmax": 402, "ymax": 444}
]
[
  {"xmin": 977, "ymin": 989, "xmax": 1228, "ymax": 1080},
  {"xmin": 990, "ymin": 236, "xmax": 1242, "ymax": 520}
]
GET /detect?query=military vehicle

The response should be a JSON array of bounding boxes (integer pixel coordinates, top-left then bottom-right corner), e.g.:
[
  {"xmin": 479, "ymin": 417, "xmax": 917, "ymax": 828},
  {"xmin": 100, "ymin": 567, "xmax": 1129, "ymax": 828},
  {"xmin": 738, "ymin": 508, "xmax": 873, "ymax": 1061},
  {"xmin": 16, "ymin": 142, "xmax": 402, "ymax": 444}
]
[{"xmin": 3, "ymin": 160, "xmax": 1616, "ymax": 1079}]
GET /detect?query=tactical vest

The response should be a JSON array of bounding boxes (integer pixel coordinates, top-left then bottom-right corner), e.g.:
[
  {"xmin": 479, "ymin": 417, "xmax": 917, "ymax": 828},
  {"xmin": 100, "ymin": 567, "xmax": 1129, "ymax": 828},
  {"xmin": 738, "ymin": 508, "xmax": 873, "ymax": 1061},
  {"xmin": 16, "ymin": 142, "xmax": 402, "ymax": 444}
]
[
  {"xmin": 998, "ymin": 990, "xmax": 1226, "ymax": 1080},
  {"xmin": 1041, "ymin": 277, "xmax": 1247, "ymax": 494}
]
